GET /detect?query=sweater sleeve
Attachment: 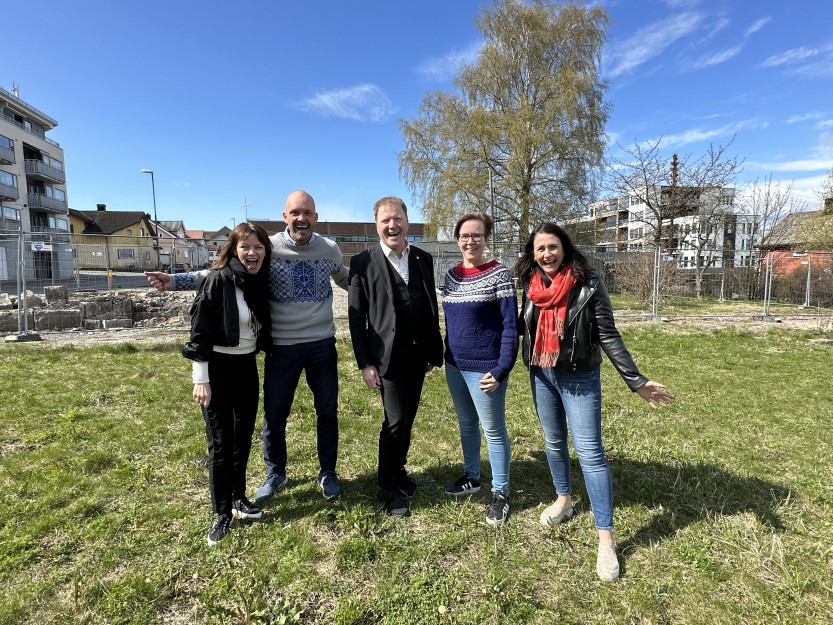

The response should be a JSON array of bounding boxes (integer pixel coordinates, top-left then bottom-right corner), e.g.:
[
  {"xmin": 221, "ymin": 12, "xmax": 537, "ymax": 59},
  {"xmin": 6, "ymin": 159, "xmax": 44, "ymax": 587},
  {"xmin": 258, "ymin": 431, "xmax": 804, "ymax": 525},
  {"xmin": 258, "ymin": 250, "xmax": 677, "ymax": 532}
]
[
  {"xmin": 172, "ymin": 270, "xmax": 209, "ymax": 291},
  {"xmin": 489, "ymin": 268, "xmax": 519, "ymax": 383}
]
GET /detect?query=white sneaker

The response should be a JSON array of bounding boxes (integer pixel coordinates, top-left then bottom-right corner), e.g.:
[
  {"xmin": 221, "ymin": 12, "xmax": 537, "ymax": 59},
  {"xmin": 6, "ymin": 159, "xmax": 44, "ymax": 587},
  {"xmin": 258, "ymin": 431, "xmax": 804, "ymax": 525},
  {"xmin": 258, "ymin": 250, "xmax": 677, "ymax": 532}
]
[
  {"xmin": 596, "ymin": 542, "xmax": 620, "ymax": 581},
  {"xmin": 539, "ymin": 500, "xmax": 574, "ymax": 526}
]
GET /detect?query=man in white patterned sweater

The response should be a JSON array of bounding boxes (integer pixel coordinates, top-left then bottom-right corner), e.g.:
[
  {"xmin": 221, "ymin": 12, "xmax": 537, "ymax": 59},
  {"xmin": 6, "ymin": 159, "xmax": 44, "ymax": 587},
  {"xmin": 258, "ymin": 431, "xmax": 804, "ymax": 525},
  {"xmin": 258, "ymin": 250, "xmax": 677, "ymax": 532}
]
[{"xmin": 146, "ymin": 190, "xmax": 349, "ymax": 502}]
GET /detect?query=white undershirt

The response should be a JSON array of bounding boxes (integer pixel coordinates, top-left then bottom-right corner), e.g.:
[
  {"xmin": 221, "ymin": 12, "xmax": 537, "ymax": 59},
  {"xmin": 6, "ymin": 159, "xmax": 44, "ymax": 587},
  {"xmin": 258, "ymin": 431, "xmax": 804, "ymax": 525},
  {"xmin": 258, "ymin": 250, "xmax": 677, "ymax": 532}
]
[{"xmin": 380, "ymin": 241, "xmax": 410, "ymax": 285}]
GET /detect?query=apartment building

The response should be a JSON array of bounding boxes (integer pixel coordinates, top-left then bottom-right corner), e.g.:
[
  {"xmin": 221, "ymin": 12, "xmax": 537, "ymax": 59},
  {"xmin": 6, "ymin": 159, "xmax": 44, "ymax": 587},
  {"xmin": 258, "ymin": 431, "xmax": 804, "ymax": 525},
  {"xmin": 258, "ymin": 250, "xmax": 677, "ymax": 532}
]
[
  {"xmin": 0, "ymin": 84, "xmax": 72, "ymax": 281},
  {"xmin": 580, "ymin": 187, "xmax": 759, "ymax": 268}
]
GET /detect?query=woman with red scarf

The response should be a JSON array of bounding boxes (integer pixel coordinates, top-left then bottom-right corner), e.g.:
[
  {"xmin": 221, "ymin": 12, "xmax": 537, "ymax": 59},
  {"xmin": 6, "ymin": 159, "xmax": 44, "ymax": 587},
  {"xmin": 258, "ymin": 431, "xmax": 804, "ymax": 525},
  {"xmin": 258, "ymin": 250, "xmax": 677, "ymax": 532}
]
[{"xmin": 517, "ymin": 223, "xmax": 674, "ymax": 581}]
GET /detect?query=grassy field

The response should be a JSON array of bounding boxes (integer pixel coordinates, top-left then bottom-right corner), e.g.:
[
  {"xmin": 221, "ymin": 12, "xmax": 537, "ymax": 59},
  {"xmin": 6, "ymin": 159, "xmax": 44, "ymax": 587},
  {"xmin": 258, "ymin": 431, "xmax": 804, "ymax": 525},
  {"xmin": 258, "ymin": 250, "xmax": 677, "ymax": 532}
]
[{"xmin": 1, "ymin": 325, "xmax": 832, "ymax": 624}]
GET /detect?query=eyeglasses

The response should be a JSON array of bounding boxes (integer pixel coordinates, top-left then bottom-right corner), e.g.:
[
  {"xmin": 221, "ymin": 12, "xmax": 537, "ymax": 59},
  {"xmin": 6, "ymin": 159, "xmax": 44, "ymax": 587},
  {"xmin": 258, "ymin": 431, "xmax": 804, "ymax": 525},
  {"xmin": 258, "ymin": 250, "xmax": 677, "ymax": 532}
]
[{"xmin": 458, "ymin": 233, "xmax": 484, "ymax": 242}]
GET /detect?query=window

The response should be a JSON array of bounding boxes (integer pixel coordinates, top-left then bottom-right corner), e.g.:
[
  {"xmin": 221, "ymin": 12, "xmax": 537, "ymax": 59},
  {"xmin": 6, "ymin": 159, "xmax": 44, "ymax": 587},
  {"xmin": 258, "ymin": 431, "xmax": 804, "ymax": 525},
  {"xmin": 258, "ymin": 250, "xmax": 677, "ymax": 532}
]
[
  {"xmin": 57, "ymin": 218, "xmax": 68, "ymax": 231},
  {"xmin": 127, "ymin": 229, "xmax": 132, "ymax": 236},
  {"xmin": 0, "ymin": 134, "xmax": 12, "ymax": 149},
  {"xmin": 4, "ymin": 206, "xmax": 20, "ymax": 221},
  {"xmin": 0, "ymin": 170, "xmax": 16, "ymax": 186},
  {"xmin": 140, "ymin": 228, "xmax": 145, "ymax": 236},
  {"xmin": 42, "ymin": 154, "xmax": 63, "ymax": 171},
  {"xmin": 118, "ymin": 248, "xmax": 135, "ymax": 259}
]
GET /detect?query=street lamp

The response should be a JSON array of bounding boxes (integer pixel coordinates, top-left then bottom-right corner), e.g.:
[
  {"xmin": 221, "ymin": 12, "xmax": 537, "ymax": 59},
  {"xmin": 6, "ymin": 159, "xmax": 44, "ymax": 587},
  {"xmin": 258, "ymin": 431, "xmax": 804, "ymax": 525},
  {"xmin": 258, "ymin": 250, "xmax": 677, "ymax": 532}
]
[{"xmin": 140, "ymin": 169, "xmax": 160, "ymax": 270}]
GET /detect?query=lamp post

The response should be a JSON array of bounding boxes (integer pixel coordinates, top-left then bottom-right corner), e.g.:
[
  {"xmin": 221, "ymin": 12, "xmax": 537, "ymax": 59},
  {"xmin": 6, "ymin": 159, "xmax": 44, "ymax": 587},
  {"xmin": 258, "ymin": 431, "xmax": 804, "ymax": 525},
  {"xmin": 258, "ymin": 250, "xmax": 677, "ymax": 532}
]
[{"xmin": 140, "ymin": 169, "xmax": 160, "ymax": 270}]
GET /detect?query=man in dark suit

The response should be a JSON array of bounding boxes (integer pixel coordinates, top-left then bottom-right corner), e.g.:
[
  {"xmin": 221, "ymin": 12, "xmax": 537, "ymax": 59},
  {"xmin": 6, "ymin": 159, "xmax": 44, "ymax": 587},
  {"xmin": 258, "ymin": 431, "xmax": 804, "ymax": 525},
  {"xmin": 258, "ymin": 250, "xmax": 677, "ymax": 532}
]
[{"xmin": 348, "ymin": 196, "xmax": 443, "ymax": 517}]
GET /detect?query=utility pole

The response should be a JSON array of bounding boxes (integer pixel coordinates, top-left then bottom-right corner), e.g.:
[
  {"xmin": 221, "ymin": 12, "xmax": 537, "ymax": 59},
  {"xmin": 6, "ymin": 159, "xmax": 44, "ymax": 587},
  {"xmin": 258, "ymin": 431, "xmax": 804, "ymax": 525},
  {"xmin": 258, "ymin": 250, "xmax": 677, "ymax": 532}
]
[
  {"xmin": 668, "ymin": 153, "xmax": 678, "ymax": 257},
  {"xmin": 241, "ymin": 198, "xmax": 251, "ymax": 222}
]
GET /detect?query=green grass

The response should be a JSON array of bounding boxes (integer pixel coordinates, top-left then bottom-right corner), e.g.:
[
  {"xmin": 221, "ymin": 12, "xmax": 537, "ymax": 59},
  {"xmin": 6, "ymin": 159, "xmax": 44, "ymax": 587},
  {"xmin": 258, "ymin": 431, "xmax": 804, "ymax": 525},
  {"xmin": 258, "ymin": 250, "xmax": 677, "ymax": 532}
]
[{"xmin": 1, "ymin": 328, "xmax": 832, "ymax": 624}]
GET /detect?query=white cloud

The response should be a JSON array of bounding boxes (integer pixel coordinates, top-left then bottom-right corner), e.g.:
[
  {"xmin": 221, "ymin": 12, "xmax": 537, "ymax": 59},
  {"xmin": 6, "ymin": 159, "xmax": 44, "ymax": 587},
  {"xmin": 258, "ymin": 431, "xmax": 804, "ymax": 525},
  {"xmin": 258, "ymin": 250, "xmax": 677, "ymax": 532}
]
[
  {"xmin": 748, "ymin": 159, "xmax": 833, "ymax": 172},
  {"xmin": 299, "ymin": 84, "xmax": 395, "ymax": 122},
  {"xmin": 787, "ymin": 112, "xmax": 826, "ymax": 124},
  {"xmin": 744, "ymin": 17, "xmax": 771, "ymax": 38},
  {"xmin": 418, "ymin": 42, "xmax": 483, "ymax": 81},
  {"xmin": 606, "ymin": 12, "xmax": 703, "ymax": 77},
  {"xmin": 761, "ymin": 46, "xmax": 820, "ymax": 67},
  {"xmin": 652, "ymin": 119, "xmax": 767, "ymax": 149},
  {"xmin": 692, "ymin": 46, "xmax": 742, "ymax": 69}
]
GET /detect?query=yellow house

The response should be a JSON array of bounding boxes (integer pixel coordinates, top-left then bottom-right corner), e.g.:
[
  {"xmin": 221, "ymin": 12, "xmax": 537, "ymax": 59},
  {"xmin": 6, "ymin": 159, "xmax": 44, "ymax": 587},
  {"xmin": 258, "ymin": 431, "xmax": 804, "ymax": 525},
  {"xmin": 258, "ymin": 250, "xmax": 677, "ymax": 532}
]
[{"xmin": 68, "ymin": 205, "xmax": 159, "ymax": 271}]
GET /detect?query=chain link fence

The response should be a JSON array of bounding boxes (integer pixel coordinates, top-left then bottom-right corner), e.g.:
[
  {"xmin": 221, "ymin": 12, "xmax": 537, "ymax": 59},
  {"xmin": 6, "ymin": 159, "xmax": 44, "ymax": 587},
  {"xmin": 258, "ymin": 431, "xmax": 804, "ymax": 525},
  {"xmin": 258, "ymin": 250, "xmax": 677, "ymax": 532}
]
[{"xmin": 1, "ymin": 231, "xmax": 831, "ymax": 337}]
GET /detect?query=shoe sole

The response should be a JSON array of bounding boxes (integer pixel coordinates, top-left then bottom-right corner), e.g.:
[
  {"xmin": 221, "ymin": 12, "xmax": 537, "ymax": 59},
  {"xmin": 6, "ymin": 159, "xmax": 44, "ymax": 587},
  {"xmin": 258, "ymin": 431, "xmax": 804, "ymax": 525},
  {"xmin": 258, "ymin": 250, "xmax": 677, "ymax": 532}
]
[
  {"xmin": 445, "ymin": 486, "xmax": 481, "ymax": 496},
  {"xmin": 540, "ymin": 509, "xmax": 573, "ymax": 527},
  {"xmin": 254, "ymin": 475, "xmax": 288, "ymax": 504},
  {"xmin": 232, "ymin": 509, "xmax": 263, "ymax": 521}
]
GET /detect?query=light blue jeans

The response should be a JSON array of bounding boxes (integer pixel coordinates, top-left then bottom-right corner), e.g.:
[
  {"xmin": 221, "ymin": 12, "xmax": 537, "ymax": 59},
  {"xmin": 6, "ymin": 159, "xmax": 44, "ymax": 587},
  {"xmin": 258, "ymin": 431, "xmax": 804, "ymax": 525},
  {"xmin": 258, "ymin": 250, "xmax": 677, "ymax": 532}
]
[
  {"xmin": 529, "ymin": 365, "xmax": 613, "ymax": 530},
  {"xmin": 445, "ymin": 363, "xmax": 510, "ymax": 496}
]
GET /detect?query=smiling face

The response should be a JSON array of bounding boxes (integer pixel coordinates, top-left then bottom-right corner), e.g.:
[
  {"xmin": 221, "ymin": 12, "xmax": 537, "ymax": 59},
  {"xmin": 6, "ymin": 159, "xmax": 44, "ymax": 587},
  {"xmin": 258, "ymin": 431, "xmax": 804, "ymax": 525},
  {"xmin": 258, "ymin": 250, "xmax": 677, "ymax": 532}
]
[
  {"xmin": 236, "ymin": 232, "xmax": 267, "ymax": 273},
  {"xmin": 283, "ymin": 190, "xmax": 318, "ymax": 244},
  {"xmin": 456, "ymin": 218, "xmax": 487, "ymax": 267},
  {"xmin": 533, "ymin": 232, "xmax": 565, "ymax": 278},
  {"xmin": 376, "ymin": 202, "xmax": 409, "ymax": 255}
]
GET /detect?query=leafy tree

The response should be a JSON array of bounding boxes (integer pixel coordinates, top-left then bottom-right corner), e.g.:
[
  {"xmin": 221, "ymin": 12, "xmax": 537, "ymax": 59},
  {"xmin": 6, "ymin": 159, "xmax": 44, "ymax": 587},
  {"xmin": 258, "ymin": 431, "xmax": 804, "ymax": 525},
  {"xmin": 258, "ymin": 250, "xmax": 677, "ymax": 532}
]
[{"xmin": 399, "ymin": 0, "xmax": 609, "ymax": 244}]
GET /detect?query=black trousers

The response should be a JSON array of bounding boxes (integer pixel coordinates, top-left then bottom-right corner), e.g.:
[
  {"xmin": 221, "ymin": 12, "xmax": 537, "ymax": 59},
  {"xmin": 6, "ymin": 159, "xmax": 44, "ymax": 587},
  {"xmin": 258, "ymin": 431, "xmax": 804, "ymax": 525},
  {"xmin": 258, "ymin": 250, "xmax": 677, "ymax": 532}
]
[
  {"xmin": 377, "ymin": 347, "xmax": 428, "ymax": 490},
  {"xmin": 202, "ymin": 351, "xmax": 259, "ymax": 515}
]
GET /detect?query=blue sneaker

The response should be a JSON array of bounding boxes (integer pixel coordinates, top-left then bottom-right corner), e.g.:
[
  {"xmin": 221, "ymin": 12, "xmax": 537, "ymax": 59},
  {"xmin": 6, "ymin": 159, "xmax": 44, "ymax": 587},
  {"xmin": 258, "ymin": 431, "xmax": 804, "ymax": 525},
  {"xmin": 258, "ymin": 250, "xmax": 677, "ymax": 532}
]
[
  {"xmin": 317, "ymin": 471, "xmax": 341, "ymax": 500},
  {"xmin": 254, "ymin": 473, "xmax": 288, "ymax": 504}
]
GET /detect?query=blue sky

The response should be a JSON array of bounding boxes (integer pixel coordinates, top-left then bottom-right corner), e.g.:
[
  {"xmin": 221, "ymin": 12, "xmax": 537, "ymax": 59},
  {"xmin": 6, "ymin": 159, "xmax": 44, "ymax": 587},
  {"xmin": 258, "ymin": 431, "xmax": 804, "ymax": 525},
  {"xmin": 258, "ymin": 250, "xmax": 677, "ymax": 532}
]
[{"xmin": 6, "ymin": 0, "xmax": 833, "ymax": 231}]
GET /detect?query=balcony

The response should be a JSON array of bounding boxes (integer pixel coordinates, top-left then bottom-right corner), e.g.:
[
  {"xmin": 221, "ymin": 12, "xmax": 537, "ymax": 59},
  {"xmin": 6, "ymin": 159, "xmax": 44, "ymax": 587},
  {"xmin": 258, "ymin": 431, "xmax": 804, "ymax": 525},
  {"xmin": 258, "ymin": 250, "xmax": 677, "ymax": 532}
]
[
  {"xmin": 0, "ymin": 180, "xmax": 19, "ymax": 201},
  {"xmin": 0, "ymin": 143, "xmax": 13, "ymax": 165},
  {"xmin": 28, "ymin": 191, "xmax": 67, "ymax": 213},
  {"xmin": 0, "ymin": 111, "xmax": 60, "ymax": 148},
  {"xmin": 25, "ymin": 159, "xmax": 65, "ymax": 184}
]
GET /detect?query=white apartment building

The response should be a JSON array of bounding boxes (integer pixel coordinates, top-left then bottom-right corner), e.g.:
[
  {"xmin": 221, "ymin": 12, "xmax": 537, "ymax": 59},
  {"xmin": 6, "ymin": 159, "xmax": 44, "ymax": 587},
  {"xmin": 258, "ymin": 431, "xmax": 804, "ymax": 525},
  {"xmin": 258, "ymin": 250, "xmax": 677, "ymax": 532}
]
[
  {"xmin": 0, "ymin": 84, "xmax": 72, "ymax": 281},
  {"xmin": 582, "ymin": 187, "xmax": 759, "ymax": 268}
]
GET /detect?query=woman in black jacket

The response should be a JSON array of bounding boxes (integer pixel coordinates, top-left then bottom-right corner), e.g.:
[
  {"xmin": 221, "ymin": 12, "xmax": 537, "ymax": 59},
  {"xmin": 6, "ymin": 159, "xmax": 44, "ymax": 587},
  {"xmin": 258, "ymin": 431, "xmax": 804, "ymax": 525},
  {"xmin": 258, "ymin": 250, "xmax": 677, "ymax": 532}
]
[
  {"xmin": 516, "ymin": 222, "xmax": 674, "ymax": 581},
  {"xmin": 182, "ymin": 222, "xmax": 272, "ymax": 546}
]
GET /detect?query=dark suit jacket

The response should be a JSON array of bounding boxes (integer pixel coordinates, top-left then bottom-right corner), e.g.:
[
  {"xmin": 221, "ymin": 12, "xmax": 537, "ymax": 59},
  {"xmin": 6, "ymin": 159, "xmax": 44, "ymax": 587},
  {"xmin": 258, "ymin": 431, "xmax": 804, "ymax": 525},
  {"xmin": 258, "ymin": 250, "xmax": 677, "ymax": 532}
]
[{"xmin": 348, "ymin": 244, "xmax": 443, "ymax": 377}]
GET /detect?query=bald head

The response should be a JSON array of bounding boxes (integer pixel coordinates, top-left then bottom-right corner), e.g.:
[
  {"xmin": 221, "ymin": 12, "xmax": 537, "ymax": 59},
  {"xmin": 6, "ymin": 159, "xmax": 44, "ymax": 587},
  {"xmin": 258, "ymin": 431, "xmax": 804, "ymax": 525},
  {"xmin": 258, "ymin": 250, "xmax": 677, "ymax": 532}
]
[{"xmin": 283, "ymin": 190, "xmax": 318, "ymax": 244}]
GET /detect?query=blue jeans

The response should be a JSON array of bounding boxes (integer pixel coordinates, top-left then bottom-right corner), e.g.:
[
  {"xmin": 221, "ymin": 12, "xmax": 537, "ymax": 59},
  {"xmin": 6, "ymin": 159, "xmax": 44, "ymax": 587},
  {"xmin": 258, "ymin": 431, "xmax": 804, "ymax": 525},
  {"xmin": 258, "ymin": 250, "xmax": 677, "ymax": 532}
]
[
  {"xmin": 529, "ymin": 365, "xmax": 613, "ymax": 530},
  {"xmin": 445, "ymin": 363, "xmax": 510, "ymax": 496},
  {"xmin": 262, "ymin": 337, "xmax": 339, "ymax": 475}
]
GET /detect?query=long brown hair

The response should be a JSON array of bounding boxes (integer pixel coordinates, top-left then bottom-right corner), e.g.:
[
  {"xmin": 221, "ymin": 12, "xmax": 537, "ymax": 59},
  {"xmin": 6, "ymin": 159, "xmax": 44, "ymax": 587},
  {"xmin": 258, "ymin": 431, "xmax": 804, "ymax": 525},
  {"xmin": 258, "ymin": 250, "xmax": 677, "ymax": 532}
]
[
  {"xmin": 214, "ymin": 223, "xmax": 272, "ymax": 270},
  {"xmin": 515, "ymin": 222, "xmax": 591, "ymax": 287}
]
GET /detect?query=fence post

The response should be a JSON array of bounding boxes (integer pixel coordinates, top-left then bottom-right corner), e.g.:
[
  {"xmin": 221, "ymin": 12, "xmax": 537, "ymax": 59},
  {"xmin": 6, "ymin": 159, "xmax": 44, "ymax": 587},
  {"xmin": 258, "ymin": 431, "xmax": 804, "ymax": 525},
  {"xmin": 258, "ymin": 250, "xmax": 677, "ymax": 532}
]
[
  {"xmin": 651, "ymin": 247, "xmax": 661, "ymax": 320},
  {"xmin": 802, "ymin": 256, "xmax": 811, "ymax": 308},
  {"xmin": 6, "ymin": 229, "xmax": 41, "ymax": 343}
]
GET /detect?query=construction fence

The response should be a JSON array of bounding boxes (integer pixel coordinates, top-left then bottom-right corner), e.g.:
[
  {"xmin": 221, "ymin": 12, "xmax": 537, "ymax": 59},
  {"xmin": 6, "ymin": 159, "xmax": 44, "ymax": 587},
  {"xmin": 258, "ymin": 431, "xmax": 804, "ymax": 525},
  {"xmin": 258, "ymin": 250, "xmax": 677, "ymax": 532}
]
[{"xmin": 1, "ymin": 231, "xmax": 832, "ymax": 337}]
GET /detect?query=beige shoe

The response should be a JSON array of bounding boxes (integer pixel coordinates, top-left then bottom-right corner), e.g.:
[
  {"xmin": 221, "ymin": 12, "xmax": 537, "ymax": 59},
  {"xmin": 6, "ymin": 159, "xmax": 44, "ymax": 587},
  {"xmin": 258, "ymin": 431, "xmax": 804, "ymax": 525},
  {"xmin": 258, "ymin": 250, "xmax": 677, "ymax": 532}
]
[
  {"xmin": 596, "ymin": 543, "xmax": 620, "ymax": 581},
  {"xmin": 539, "ymin": 500, "xmax": 574, "ymax": 527}
]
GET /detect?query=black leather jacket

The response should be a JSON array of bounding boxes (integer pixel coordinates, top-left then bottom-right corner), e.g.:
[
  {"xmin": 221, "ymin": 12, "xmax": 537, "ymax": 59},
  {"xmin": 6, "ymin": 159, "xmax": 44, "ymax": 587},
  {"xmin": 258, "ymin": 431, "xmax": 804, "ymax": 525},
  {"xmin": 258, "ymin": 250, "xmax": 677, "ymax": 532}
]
[{"xmin": 519, "ymin": 272, "xmax": 648, "ymax": 391}]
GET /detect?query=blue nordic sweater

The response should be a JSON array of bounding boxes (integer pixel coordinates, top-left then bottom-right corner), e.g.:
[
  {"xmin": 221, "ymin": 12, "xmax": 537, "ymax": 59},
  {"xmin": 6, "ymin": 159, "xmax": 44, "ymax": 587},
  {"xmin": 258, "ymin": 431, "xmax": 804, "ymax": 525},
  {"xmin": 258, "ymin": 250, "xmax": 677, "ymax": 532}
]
[{"xmin": 442, "ymin": 259, "xmax": 518, "ymax": 382}]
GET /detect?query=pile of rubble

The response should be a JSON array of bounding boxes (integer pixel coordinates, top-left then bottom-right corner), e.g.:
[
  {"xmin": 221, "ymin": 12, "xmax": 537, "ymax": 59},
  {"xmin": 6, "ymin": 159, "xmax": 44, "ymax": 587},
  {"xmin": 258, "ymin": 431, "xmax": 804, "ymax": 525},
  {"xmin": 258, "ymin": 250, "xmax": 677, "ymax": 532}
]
[{"xmin": 0, "ymin": 286, "xmax": 196, "ymax": 334}]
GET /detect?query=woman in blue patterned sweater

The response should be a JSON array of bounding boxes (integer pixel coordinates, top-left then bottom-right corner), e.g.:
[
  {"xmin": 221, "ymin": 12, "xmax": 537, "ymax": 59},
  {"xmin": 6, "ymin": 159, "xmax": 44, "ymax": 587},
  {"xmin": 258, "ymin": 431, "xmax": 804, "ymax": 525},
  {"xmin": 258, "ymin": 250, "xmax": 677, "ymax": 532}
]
[{"xmin": 442, "ymin": 213, "xmax": 518, "ymax": 525}]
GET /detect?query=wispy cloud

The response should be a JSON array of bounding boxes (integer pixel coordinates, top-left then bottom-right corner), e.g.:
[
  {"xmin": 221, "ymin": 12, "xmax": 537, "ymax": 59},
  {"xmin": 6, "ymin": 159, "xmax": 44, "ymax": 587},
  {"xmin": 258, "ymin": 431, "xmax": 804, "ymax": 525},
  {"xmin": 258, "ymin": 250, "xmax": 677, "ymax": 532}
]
[
  {"xmin": 649, "ymin": 119, "xmax": 767, "ymax": 149},
  {"xmin": 761, "ymin": 44, "xmax": 833, "ymax": 79},
  {"xmin": 692, "ymin": 46, "xmax": 742, "ymax": 69},
  {"xmin": 606, "ymin": 12, "xmax": 703, "ymax": 77},
  {"xmin": 787, "ymin": 112, "xmax": 826, "ymax": 124},
  {"xmin": 761, "ymin": 46, "xmax": 822, "ymax": 67},
  {"xmin": 299, "ymin": 84, "xmax": 395, "ymax": 122},
  {"xmin": 744, "ymin": 17, "xmax": 771, "ymax": 38},
  {"xmin": 748, "ymin": 159, "xmax": 833, "ymax": 172},
  {"xmin": 418, "ymin": 42, "xmax": 482, "ymax": 81}
]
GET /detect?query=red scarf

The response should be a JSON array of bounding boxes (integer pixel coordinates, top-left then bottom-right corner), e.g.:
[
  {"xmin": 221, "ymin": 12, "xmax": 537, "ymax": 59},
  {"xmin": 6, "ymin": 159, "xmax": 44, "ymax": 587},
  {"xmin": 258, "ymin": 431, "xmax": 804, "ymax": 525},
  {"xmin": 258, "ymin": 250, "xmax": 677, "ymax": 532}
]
[{"xmin": 527, "ymin": 268, "xmax": 576, "ymax": 367}]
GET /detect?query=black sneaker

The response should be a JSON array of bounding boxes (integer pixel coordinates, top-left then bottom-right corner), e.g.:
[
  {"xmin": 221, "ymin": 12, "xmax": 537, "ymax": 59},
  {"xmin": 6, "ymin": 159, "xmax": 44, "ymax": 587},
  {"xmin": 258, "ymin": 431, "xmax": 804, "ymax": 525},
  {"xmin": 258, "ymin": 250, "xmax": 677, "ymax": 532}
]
[
  {"xmin": 398, "ymin": 470, "xmax": 418, "ymax": 498},
  {"xmin": 486, "ymin": 492, "xmax": 510, "ymax": 526},
  {"xmin": 317, "ymin": 471, "xmax": 342, "ymax": 500},
  {"xmin": 232, "ymin": 497, "xmax": 263, "ymax": 520},
  {"xmin": 207, "ymin": 513, "xmax": 232, "ymax": 545},
  {"xmin": 381, "ymin": 490, "xmax": 411, "ymax": 518},
  {"xmin": 445, "ymin": 473, "xmax": 481, "ymax": 496}
]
